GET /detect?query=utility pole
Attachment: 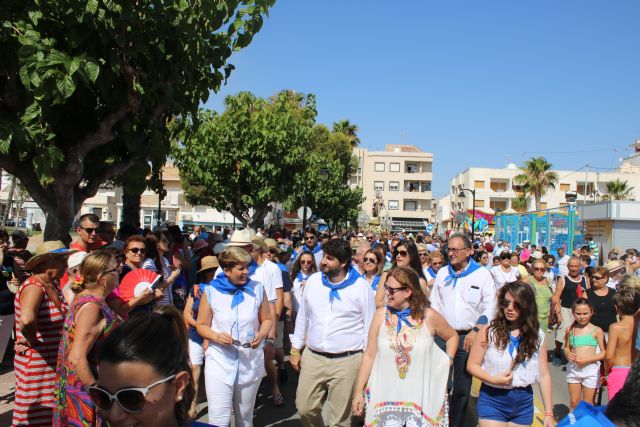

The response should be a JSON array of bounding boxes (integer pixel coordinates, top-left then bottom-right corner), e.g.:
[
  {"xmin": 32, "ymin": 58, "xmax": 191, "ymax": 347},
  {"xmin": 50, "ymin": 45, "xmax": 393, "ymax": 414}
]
[{"xmin": 583, "ymin": 165, "xmax": 589, "ymax": 205}]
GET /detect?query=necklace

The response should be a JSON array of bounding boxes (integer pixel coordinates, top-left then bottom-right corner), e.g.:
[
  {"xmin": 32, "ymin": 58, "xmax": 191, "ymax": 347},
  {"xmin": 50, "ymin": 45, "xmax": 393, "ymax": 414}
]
[{"xmin": 385, "ymin": 309, "xmax": 422, "ymax": 379}]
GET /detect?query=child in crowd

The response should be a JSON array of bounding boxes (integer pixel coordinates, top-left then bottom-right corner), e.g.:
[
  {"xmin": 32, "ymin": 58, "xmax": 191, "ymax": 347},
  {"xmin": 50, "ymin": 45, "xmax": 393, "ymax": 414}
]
[
  {"xmin": 605, "ymin": 286, "xmax": 640, "ymax": 400},
  {"xmin": 564, "ymin": 298, "xmax": 605, "ymax": 409}
]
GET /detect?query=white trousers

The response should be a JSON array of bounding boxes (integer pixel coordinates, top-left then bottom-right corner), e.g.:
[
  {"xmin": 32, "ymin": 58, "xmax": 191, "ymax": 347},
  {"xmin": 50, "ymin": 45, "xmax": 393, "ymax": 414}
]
[
  {"xmin": 205, "ymin": 362, "xmax": 261, "ymax": 427},
  {"xmin": 0, "ymin": 314, "xmax": 14, "ymax": 363}
]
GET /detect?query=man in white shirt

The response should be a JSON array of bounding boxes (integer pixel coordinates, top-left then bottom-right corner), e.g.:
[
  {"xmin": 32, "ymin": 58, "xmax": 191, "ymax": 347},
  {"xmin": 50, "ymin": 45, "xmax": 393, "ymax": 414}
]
[
  {"xmin": 431, "ymin": 233, "xmax": 496, "ymax": 427},
  {"xmin": 291, "ymin": 227, "xmax": 324, "ymax": 269},
  {"xmin": 290, "ymin": 239, "xmax": 375, "ymax": 427},
  {"xmin": 556, "ymin": 246, "xmax": 570, "ymax": 277}
]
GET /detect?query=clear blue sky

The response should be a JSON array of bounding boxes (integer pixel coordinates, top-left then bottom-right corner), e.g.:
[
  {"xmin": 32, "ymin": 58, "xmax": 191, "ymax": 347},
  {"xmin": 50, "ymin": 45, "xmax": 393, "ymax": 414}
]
[{"xmin": 203, "ymin": 0, "xmax": 640, "ymax": 196}]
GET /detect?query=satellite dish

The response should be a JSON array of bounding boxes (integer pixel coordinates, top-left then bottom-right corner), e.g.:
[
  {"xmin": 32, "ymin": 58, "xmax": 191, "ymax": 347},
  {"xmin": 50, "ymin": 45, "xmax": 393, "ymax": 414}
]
[{"xmin": 297, "ymin": 206, "xmax": 312, "ymax": 219}]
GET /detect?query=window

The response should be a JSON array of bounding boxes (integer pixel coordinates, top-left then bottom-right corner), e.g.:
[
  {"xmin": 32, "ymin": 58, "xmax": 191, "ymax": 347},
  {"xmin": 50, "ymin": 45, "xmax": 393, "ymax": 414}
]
[
  {"xmin": 560, "ymin": 183, "xmax": 570, "ymax": 192},
  {"xmin": 474, "ymin": 200, "xmax": 485, "ymax": 208},
  {"xmin": 404, "ymin": 201, "xmax": 417, "ymax": 211},
  {"xmin": 407, "ymin": 163, "xmax": 417, "ymax": 173},
  {"xmin": 374, "ymin": 162, "xmax": 385, "ymax": 172},
  {"xmin": 489, "ymin": 199, "xmax": 507, "ymax": 212},
  {"xmin": 390, "ymin": 162, "xmax": 400, "ymax": 172},
  {"xmin": 490, "ymin": 180, "xmax": 508, "ymax": 192},
  {"xmin": 374, "ymin": 181, "xmax": 385, "ymax": 191},
  {"xmin": 577, "ymin": 182, "xmax": 594, "ymax": 195},
  {"xmin": 474, "ymin": 180, "xmax": 485, "ymax": 189},
  {"xmin": 388, "ymin": 200, "xmax": 399, "ymax": 210},
  {"xmin": 421, "ymin": 182, "xmax": 432, "ymax": 192},
  {"xmin": 389, "ymin": 181, "xmax": 399, "ymax": 191}
]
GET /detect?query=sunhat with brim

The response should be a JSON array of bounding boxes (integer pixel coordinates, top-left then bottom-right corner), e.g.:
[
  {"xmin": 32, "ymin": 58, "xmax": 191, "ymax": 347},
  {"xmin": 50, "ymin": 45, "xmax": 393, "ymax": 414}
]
[
  {"xmin": 67, "ymin": 251, "xmax": 88, "ymax": 270},
  {"xmin": 25, "ymin": 240, "xmax": 77, "ymax": 271},
  {"xmin": 605, "ymin": 260, "xmax": 624, "ymax": 273},
  {"xmin": 213, "ymin": 242, "xmax": 227, "ymax": 255},
  {"xmin": 198, "ymin": 256, "xmax": 220, "ymax": 273},
  {"xmin": 226, "ymin": 229, "xmax": 259, "ymax": 250},
  {"xmin": 252, "ymin": 238, "xmax": 268, "ymax": 253},
  {"xmin": 530, "ymin": 251, "xmax": 544, "ymax": 260},
  {"xmin": 264, "ymin": 238, "xmax": 280, "ymax": 254},
  {"xmin": 192, "ymin": 239, "xmax": 209, "ymax": 252}
]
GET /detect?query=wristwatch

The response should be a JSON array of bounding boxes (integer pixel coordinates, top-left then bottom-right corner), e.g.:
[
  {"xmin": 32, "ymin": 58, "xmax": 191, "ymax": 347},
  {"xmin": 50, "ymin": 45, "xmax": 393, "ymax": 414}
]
[{"xmin": 472, "ymin": 326, "xmax": 480, "ymax": 333}]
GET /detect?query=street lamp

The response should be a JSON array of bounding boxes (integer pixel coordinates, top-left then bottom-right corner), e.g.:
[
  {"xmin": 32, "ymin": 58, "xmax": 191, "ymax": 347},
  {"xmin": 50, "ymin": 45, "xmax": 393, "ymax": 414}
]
[
  {"xmin": 458, "ymin": 187, "xmax": 476, "ymax": 238},
  {"xmin": 303, "ymin": 166, "xmax": 329, "ymax": 230}
]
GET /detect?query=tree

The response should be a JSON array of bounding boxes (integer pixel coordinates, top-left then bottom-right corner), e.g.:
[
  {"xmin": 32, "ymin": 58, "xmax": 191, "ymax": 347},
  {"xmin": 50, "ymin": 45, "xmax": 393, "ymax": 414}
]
[
  {"xmin": 511, "ymin": 196, "xmax": 529, "ymax": 213},
  {"xmin": 0, "ymin": 0, "xmax": 274, "ymax": 244},
  {"xmin": 332, "ymin": 119, "xmax": 360, "ymax": 148},
  {"xmin": 514, "ymin": 157, "xmax": 558, "ymax": 211},
  {"xmin": 173, "ymin": 91, "xmax": 317, "ymax": 229},
  {"xmin": 604, "ymin": 179, "xmax": 634, "ymax": 200}
]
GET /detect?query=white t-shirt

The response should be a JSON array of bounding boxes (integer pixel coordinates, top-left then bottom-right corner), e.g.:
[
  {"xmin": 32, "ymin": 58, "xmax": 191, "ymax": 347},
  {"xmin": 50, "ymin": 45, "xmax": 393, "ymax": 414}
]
[
  {"xmin": 490, "ymin": 265, "xmax": 520, "ymax": 291},
  {"xmin": 557, "ymin": 255, "xmax": 570, "ymax": 277},
  {"xmin": 252, "ymin": 258, "xmax": 283, "ymax": 303}
]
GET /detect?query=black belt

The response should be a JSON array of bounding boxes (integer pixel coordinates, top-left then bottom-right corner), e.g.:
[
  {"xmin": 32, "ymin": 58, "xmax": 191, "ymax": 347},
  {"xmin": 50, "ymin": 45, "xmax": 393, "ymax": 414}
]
[
  {"xmin": 456, "ymin": 329, "xmax": 471, "ymax": 335},
  {"xmin": 309, "ymin": 348, "xmax": 363, "ymax": 359}
]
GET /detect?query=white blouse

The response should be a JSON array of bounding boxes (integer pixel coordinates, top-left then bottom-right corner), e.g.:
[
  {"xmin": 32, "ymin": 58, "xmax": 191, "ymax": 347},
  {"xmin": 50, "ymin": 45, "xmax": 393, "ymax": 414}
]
[
  {"xmin": 490, "ymin": 265, "xmax": 520, "ymax": 291},
  {"xmin": 481, "ymin": 328, "xmax": 545, "ymax": 389},
  {"xmin": 204, "ymin": 280, "xmax": 266, "ymax": 386}
]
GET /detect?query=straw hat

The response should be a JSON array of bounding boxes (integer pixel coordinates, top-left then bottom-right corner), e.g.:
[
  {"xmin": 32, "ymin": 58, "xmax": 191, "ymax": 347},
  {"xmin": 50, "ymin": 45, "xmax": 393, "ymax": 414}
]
[
  {"xmin": 264, "ymin": 238, "xmax": 280, "ymax": 254},
  {"xmin": 25, "ymin": 241, "xmax": 77, "ymax": 271},
  {"xmin": 605, "ymin": 260, "xmax": 624, "ymax": 273},
  {"xmin": 226, "ymin": 229, "xmax": 259, "ymax": 250},
  {"xmin": 530, "ymin": 251, "xmax": 544, "ymax": 260},
  {"xmin": 251, "ymin": 237, "xmax": 268, "ymax": 253},
  {"xmin": 198, "ymin": 256, "xmax": 220, "ymax": 273}
]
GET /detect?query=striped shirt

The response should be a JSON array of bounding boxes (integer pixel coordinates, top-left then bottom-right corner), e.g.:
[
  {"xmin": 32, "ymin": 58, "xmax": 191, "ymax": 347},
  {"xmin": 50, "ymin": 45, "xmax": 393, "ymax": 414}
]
[
  {"xmin": 13, "ymin": 276, "xmax": 66, "ymax": 426},
  {"xmin": 143, "ymin": 256, "xmax": 174, "ymax": 306}
]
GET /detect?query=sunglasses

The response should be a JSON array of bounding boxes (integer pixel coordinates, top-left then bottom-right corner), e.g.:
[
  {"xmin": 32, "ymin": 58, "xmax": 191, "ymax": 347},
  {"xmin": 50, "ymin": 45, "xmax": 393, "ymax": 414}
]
[
  {"xmin": 304, "ymin": 236, "xmax": 315, "ymax": 241},
  {"xmin": 446, "ymin": 247, "xmax": 466, "ymax": 254},
  {"xmin": 533, "ymin": 267, "xmax": 546, "ymax": 272},
  {"xmin": 363, "ymin": 257, "xmax": 378, "ymax": 264},
  {"xmin": 89, "ymin": 374, "xmax": 176, "ymax": 414},
  {"xmin": 80, "ymin": 226, "xmax": 98, "ymax": 235},
  {"xmin": 102, "ymin": 267, "xmax": 118, "ymax": 275},
  {"xmin": 128, "ymin": 247, "xmax": 146, "ymax": 254},
  {"xmin": 268, "ymin": 249, "xmax": 278, "ymax": 255},
  {"xmin": 593, "ymin": 275, "xmax": 604, "ymax": 280},
  {"xmin": 418, "ymin": 252, "xmax": 428, "ymax": 257},
  {"xmin": 300, "ymin": 260, "xmax": 313, "ymax": 265},
  {"xmin": 366, "ymin": 236, "xmax": 374, "ymax": 241},
  {"xmin": 384, "ymin": 284, "xmax": 408, "ymax": 295},
  {"xmin": 431, "ymin": 261, "xmax": 443, "ymax": 266},
  {"xmin": 500, "ymin": 299, "xmax": 521, "ymax": 311},
  {"xmin": 395, "ymin": 250, "xmax": 408, "ymax": 257},
  {"xmin": 231, "ymin": 321, "xmax": 252, "ymax": 348}
]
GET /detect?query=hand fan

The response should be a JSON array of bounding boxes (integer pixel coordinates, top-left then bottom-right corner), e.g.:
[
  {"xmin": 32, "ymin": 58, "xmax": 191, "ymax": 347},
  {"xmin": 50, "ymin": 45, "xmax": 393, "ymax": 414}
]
[{"xmin": 118, "ymin": 269, "xmax": 161, "ymax": 301}]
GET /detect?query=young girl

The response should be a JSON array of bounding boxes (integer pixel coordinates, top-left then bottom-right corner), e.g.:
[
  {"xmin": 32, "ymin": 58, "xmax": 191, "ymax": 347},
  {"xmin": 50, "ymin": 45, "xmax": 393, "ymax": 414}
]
[{"xmin": 564, "ymin": 298, "xmax": 605, "ymax": 408}]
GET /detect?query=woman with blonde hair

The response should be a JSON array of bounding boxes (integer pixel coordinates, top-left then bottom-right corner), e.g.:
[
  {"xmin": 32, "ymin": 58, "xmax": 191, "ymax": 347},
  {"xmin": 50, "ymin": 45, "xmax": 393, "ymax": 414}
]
[
  {"xmin": 353, "ymin": 266, "xmax": 458, "ymax": 426},
  {"xmin": 53, "ymin": 251, "xmax": 121, "ymax": 426},
  {"xmin": 196, "ymin": 246, "xmax": 272, "ymax": 426},
  {"xmin": 528, "ymin": 258, "xmax": 554, "ymax": 331}
]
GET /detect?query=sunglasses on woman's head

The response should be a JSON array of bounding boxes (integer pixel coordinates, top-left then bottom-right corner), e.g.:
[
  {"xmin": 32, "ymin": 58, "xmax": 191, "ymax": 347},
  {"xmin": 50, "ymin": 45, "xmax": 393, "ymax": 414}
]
[
  {"xmin": 89, "ymin": 374, "xmax": 176, "ymax": 414},
  {"xmin": 129, "ymin": 247, "xmax": 145, "ymax": 254}
]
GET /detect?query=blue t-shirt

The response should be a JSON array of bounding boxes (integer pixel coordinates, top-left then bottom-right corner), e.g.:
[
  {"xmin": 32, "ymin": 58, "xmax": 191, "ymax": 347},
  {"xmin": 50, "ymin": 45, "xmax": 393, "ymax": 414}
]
[{"xmin": 188, "ymin": 284, "xmax": 205, "ymax": 344}]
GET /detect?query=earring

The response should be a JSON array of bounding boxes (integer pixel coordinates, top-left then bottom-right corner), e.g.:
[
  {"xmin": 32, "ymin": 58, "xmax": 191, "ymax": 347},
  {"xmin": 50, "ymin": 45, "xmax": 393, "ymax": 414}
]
[{"xmin": 178, "ymin": 395, "xmax": 183, "ymax": 401}]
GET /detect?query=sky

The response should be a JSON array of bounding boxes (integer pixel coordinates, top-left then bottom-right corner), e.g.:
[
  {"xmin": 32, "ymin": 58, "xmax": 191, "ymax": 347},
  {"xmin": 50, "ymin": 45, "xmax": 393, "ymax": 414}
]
[{"xmin": 203, "ymin": 0, "xmax": 640, "ymax": 197}]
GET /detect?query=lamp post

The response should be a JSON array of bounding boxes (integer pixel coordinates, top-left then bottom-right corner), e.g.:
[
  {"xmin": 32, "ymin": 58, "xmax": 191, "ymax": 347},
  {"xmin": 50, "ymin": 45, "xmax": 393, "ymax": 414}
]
[
  {"xmin": 302, "ymin": 166, "xmax": 329, "ymax": 230},
  {"xmin": 458, "ymin": 187, "xmax": 476, "ymax": 238}
]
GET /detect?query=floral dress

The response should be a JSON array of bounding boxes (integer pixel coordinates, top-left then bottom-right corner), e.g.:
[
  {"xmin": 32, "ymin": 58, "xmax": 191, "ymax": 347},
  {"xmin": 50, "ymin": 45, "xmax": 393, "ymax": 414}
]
[{"xmin": 53, "ymin": 295, "xmax": 120, "ymax": 426}]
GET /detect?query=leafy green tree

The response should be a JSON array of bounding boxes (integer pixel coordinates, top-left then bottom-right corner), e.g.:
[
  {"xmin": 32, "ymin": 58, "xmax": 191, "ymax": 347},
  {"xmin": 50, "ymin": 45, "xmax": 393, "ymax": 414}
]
[
  {"xmin": 514, "ymin": 157, "xmax": 558, "ymax": 211},
  {"xmin": 332, "ymin": 119, "xmax": 360, "ymax": 148},
  {"xmin": 510, "ymin": 195, "xmax": 529, "ymax": 213},
  {"xmin": 604, "ymin": 179, "xmax": 634, "ymax": 200},
  {"xmin": 0, "ymin": 0, "xmax": 274, "ymax": 243},
  {"xmin": 173, "ymin": 91, "xmax": 317, "ymax": 229}
]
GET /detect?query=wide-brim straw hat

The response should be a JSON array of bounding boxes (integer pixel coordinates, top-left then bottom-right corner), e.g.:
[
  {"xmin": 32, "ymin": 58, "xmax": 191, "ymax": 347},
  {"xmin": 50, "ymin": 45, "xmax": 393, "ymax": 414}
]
[
  {"xmin": 226, "ymin": 229, "xmax": 259, "ymax": 250},
  {"xmin": 25, "ymin": 240, "xmax": 77, "ymax": 271},
  {"xmin": 198, "ymin": 256, "xmax": 220, "ymax": 273},
  {"xmin": 605, "ymin": 260, "xmax": 624, "ymax": 273},
  {"xmin": 264, "ymin": 238, "xmax": 280, "ymax": 253}
]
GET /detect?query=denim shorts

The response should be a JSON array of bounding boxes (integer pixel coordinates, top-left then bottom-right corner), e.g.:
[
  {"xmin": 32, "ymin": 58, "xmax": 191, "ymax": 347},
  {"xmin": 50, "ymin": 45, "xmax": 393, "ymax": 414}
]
[{"xmin": 477, "ymin": 383, "xmax": 534, "ymax": 425}]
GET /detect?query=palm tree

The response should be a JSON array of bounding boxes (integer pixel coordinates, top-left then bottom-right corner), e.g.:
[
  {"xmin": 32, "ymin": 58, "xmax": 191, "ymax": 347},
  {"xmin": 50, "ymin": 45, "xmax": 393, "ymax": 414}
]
[
  {"xmin": 511, "ymin": 196, "xmax": 529, "ymax": 213},
  {"xmin": 332, "ymin": 119, "xmax": 360, "ymax": 148},
  {"xmin": 514, "ymin": 157, "xmax": 558, "ymax": 211},
  {"xmin": 604, "ymin": 179, "xmax": 634, "ymax": 200}
]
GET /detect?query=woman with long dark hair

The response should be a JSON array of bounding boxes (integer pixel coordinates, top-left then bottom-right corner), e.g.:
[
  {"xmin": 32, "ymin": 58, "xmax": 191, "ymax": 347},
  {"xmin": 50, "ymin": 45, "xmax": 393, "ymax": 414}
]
[
  {"xmin": 467, "ymin": 281, "xmax": 554, "ymax": 427},
  {"xmin": 143, "ymin": 233, "xmax": 181, "ymax": 307},
  {"xmin": 375, "ymin": 239, "xmax": 429, "ymax": 307},
  {"xmin": 289, "ymin": 251, "xmax": 318, "ymax": 321}
]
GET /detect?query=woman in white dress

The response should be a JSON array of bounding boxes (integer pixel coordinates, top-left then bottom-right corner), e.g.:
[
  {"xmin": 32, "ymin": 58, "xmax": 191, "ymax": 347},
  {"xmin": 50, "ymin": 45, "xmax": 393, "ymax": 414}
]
[
  {"xmin": 353, "ymin": 266, "xmax": 458, "ymax": 426},
  {"xmin": 196, "ymin": 246, "xmax": 272, "ymax": 427},
  {"xmin": 491, "ymin": 251, "xmax": 520, "ymax": 291}
]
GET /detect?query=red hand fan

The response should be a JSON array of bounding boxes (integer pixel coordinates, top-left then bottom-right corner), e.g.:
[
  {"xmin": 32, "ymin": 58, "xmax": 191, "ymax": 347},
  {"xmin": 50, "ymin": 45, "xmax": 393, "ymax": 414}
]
[{"xmin": 118, "ymin": 269, "xmax": 161, "ymax": 301}]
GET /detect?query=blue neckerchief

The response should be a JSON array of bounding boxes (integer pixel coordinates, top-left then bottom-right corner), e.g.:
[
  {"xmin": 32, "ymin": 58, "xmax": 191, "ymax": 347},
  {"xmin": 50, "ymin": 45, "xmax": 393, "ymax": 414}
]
[
  {"xmin": 508, "ymin": 333, "xmax": 527, "ymax": 367},
  {"xmin": 304, "ymin": 244, "xmax": 322, "ymax": 255},
  {"xmin": 210, "ymin": 273, "xmax": 255, "ymax": 309},
  {"xmin": 388, "ymin": 306, "xmax": 412, "ymax": 333},
  {"xmin": 248, "ymin": 259, "xmax": 259, "ymax": 277},
  {"xmin": 321, "ymin": 267, "xmax": 360, "ymax": 303},
  {"xmin": 276, "ymin": 262, "xmax": 288, "ymax": 273},
  {"xmin": 296, "ymin": 272, "xmax": 311, "ymax": 282},
  {"xmin": 385, "ymin": 251, "xmax": 393, "ymax": 263},
  {"xmin": 370, "ymin": 274, "xmax": 381, "ymax": 291},
  {"xmin": 427, "ymin": 267, "xmax": 437, "ymax": 279},
  {"xmin": 444, "ymin": 259, "xmax": 481, "ymax": 288}
]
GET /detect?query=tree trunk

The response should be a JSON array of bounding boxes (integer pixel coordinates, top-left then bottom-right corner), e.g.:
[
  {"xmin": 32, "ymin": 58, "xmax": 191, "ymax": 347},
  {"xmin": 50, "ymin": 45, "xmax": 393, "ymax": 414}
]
[{"xmin": 122, "ymin": 190, "xmax": 142, "ymax": 227}]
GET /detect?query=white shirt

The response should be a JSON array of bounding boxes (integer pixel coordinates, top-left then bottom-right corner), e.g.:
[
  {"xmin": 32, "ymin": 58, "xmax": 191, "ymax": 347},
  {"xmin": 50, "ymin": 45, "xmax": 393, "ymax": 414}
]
[
  {"xmin": 431, "ymin": 262, "xmax": 496, "ymax": 331},
  {"xmin": 290, "ymin": 270, "xmax": 375, "ymax": 353},
  {"xmin": 254, "ymin": 258, "xmax": 283, "ymax": 303},
  {"xmin": 557, "ymin": 255, "xmax": 570, "ymax": 277},
  {"xmin": 490, "ymin": 265, "xmax": 520, "ymax": 291},
  {"xmin": 481, "ymin": 329, "xmax": 545, "ymax": 389}
]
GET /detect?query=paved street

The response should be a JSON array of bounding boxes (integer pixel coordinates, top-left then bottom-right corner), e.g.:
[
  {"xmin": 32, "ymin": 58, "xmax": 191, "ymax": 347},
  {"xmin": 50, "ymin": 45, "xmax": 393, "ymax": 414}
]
[{"xmin": 0, "ymin": 332, "xmax": 609, "ymax": 426}]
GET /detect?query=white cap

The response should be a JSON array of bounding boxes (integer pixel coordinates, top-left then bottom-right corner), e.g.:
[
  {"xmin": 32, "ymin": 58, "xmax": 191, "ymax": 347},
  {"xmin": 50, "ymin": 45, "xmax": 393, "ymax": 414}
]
[{"xmin": 68, "ymin": 251, "xmax": 88, "ymax": 269}]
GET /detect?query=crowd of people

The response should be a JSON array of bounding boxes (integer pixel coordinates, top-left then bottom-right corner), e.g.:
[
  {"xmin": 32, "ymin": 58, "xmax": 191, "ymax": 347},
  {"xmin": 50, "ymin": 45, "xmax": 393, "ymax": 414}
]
[{"xmin": 0, "ymin": 218, "xmax": 639, "ymax": 426}]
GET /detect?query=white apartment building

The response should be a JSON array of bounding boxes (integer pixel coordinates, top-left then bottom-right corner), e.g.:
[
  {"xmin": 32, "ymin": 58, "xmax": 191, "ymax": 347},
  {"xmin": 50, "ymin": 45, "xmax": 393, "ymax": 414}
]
[{"xmin": 351, "ymin": 144, "xmax": 434, "ymax": 231}]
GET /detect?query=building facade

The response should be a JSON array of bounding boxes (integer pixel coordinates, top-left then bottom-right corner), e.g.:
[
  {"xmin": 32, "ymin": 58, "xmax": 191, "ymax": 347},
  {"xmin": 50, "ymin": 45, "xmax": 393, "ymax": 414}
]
[{"xmin": 351, "ymin": 144, "xmax": 434, "ymax": 232}]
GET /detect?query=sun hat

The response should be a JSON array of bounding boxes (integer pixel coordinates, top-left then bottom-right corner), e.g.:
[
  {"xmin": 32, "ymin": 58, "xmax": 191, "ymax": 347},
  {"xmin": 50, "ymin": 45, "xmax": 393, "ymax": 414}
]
[
  {"xmin": 605, "ymin": 260, "xmax": 624, "ymax": 273},
  {"xmin": 264, "ymin": 238, "xmax": 280, "ymax": 254},
  {"xmin": 192, "ymin": 239, "xmax": 209, "ymax": 252},
  {"xmin": 531, "ymin": 251, "xmax": 544, "ymax": 260},
  {"xmin": 25, "ymin": 241, "xmax": 77, "ymax": 271},
  {"xmin": 197, "ymin": 256, "xmax": 220, "ymax": 273},
  {"xmin": 213, "ymin": 242, "xmax": 227, "ymax": 255},
  {"xmin": 227, "ymin": 229, "xmax": 259, "ymax": 250},
  {"xmin": 251, "ymin": 237, "xmax": 268, "ymax": 253},
  {"xmin": 67, "ymin": 251, "xmax": 88, "ymax": 270},
  {"xmin": 416, "ymin": 243, "xmax": 428, "ymax": 253}
]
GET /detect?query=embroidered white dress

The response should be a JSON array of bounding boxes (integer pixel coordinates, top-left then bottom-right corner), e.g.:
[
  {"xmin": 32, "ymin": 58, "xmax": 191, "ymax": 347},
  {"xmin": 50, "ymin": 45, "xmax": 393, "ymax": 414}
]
[{"xmin": 365, "ymin": 310, "xmax": 449, "ymax": 427}]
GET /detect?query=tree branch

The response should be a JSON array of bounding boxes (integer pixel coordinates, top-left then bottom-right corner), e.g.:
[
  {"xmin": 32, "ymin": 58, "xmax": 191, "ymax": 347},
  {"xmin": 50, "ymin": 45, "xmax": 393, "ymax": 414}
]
[
  {"xmin": 0, "ymin": 153, "xmax": 55, "ymax": 211},
  {"xmin": 77, "ymin": 158, "xmax": 137, "ymax": 201}
]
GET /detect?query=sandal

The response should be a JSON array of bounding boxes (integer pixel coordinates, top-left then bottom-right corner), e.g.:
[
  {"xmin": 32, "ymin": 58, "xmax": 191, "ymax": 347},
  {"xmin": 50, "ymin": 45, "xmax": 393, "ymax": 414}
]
[{"xmin": 272, "ymin": 393, "xmax": 285, "ymax": 407}]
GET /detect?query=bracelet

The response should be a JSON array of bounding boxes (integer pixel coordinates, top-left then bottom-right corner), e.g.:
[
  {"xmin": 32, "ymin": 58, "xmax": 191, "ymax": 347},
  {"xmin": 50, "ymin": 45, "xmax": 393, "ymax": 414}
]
[
  {"xmin": 545, "ymin": 412, "xmax": 553, "ymax": 417},
  {"xmin": 290, "ymin": 349, "xmax": 301, "ymax": 355}
]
